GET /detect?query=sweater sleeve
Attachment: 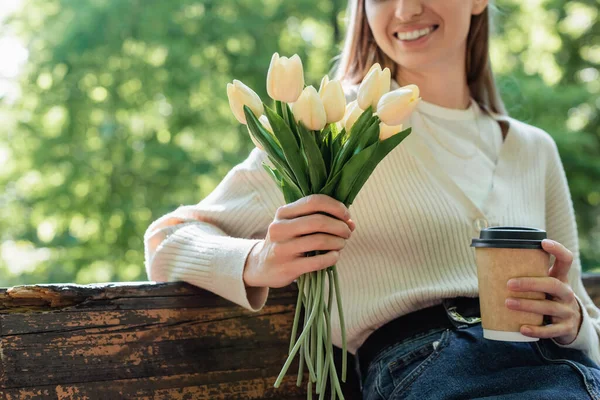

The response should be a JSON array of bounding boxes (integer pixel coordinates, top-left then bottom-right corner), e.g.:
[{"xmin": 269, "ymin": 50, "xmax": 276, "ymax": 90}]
[
  {"xmin": 144, "ymin": 148, "xmax": 283, "ymax": 312},
  {"xmin": 544, "ymin": 137, "xmax": 600, "ymax": 364}
]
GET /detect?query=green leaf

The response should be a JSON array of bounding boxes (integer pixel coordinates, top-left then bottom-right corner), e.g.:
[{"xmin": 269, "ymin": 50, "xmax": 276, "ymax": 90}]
[
  {"xmin": 330, "ymin": 107, "xmax": 374, "ymax": 177},
  {"xmin": 331, "ymin": 127, "xmax": 345, "ymax": 167},
  {"xmin": 244, "ymin": 106, "xmax": 289, "ymax": 170},
  {"xmin": 352, "ymin": 118, "xmax": 380, "ymax": 156},
  {"xmin": 364, "ymin": 120, "xmax": 384, "ymax": 149},
  {"xmin": 284, "ymin": 102, "xmax": 300, "ymax": 146},
  {"xmin": 276, "ymin": 100, "xmax": 285, "ymax": 119},
  {"xmin": 264, "ymin": 106, "xmax": 310, "ymax": 195},
  {"xmin": 262, "ymin": 162, "xmax": 281, "ymax": 186},
  {"xmin": 345, "ymin": 127, "xmax": 412, "ymax": 205},
  {"xmin": 333, "ymin": 142, "xmax": 379, "ymax": 203},
  {"xmin": 320, "ymin": 127, "xmax": 333, "ymax": 175},
  {"xmin": 297, "ymin": 122, "xmax": 327, "ymax": 192},
  {"xmin": 262, "ymin": 162, "xmax": 302, "ymax": 203},
  {"xmin": 318, "ymin": 167, "xmax": 343, "ymax": 197}
]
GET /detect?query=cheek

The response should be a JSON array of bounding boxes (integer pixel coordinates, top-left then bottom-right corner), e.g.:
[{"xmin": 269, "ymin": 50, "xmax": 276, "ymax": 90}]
[{"xmin": 365, "ymin": 4, "xmax": 390, "ymax": 41}]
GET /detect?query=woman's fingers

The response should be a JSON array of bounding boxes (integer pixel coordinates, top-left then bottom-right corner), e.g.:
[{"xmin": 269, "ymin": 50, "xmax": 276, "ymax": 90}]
[
  {"xmin": 276, "ymin": 194, "xmax": 350, "ymax": 223},
  {"xmin": 271, "ymin": 213, "xmax": 352, "ymax": 241},
  {"xmin": 290, "ymin": 250, "xmax": 341, "ymax": 275},
  {"xmin": 279, "ymin": 233, "xmax": 347, "ymax": 257}
]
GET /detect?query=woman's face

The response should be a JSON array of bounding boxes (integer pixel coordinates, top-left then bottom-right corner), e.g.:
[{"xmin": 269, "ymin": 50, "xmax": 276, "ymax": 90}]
[{"xmin": 364, "ymin": 0, "xmax": 488, "ymax": 72}]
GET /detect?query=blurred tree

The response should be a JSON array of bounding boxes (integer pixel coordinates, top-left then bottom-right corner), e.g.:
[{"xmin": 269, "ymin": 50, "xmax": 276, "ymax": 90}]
[
  {"xmin": 0, "ymin": 0, "xmax": 598, "ymax": 286},
  {"xmin": 0, "ymin": 0, "xmax": 340, "ymax": 285},
  {"xmin": 491, "ymin": 0, "xmax": 600, "ymax": 271}
]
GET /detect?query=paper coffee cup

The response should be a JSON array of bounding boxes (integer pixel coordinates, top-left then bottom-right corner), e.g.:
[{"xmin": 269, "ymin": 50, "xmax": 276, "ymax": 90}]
[{"xmin": 471, "ymin": 226, "xmax": 550, "ymax": 342}]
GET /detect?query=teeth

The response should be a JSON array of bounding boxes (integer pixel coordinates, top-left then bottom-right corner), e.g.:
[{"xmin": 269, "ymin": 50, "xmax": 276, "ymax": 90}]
[{"xmin": 396, "ymin": 26, "xmax": 435, "ymax": 41}]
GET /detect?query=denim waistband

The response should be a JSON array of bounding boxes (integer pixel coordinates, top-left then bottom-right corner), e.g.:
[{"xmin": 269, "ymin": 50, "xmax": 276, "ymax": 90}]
[{"xmin": 355, "ymin": 296, "xmax": 481, "ymax": 386}]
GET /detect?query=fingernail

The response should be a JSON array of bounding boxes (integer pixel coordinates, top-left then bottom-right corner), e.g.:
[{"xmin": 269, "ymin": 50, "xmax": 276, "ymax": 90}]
[
  {"xmin": 506, "ymin": 298, "xmax": 519, "ymax": 307},
  {"xmin": 507, "ymin": 279, "xmax": 519, "ymax": 289},
  {"xmin": 543, "ymin": 239, "xmax": 554, "ymax": 249}
]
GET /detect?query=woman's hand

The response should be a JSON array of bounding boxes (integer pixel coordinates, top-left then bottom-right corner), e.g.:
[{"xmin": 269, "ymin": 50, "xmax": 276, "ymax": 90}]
[
  {"xmin": 243, "ymin": 194, "xmax": 355, "ymax": 289},
  {"xmin": 505, "ymin": 239, "xmax": 583, "ymax": 344}
]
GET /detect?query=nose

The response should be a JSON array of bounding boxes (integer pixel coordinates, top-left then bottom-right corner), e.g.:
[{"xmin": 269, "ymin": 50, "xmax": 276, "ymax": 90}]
[{"xmin": 393, "ymin": 0, "xmax": 424, "ymax": 22}]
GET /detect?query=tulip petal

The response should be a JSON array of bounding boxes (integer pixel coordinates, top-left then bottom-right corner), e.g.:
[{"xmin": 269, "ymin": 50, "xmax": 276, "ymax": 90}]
[
  {"xmin": 357, "ymin": 67, "xmax": 380, "ymax": 110},
  {"xmin": 375, "ymin": 68, "xmax": 391, "ymax": 107},
  {"xmin": 376, "ymin": 88, "xmax": 418, "ymax": 126},
  {"xmin": 266, "ymin": 52, "xmax": 280, "ymax": 100},
  {"xmin": 266, "ymin": 53, "xmax": 305, "ymax": 103},
  {"xmin": 321, "ymin": 79, "xmax": 346, "ymax": 123},
  {"xmin": 319, "ymin": 75, "xmax": 330, "ymax": 94},
  {"xmin": 293, "ymin": 86, "xmax": 327, "ymax": 131}
]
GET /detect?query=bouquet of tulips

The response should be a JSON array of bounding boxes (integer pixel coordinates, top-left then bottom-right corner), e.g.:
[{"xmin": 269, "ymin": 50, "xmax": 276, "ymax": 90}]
[{"xmin": 227, "ymin": 52, "xmax": 420, "ymax": 399}]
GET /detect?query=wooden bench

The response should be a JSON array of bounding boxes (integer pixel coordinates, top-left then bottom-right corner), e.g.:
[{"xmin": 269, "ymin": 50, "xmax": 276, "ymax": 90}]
[{"xmin": 1, "ymin": 273, "xmax": 599, "ymax": 399}]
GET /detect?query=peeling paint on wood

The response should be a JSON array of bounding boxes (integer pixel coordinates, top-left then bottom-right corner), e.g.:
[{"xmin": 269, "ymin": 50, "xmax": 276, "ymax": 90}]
[
  {"xmin": 0, "ymin": 274, "xmax": 598, "ymax": 399},
  {"xmin": 0, "ymin": 282, "xmax": 363, "ymax": 399}
]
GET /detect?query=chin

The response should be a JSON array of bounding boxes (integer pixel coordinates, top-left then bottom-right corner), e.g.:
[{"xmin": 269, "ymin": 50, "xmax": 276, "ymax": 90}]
[{"xmin": 389, "ymin": 53, "xmax": 431, "ymax": 70}]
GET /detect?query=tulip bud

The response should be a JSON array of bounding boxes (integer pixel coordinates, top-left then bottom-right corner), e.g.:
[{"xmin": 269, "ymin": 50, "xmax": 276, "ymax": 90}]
[
  {"xmin": 266, "ymin": 52, "xmax": 305, "ymax": 103},
  {"xmin": 342, "ymin": 100, "xmax": 363, "ymax": 132},
  {"xmin": 357, "ymin": 63, "xmax": 391, "ymax": 110},
  {"xmin": 227, "ymin": 80, "xmax": 264, "ymax": 125},
  {"xmin": 318, "ymin": 75, "xmax": 346, "ymax": 123},
  {"xmin": 292, "ymin": 86, "xmax": 327, "ymax": 131},
  {"xmin": 379, "ymin": 122, "xmax": 403, "ymax": 141},
  {"xmin": 376, "ymin": 84, "xmax": 421, "ymax": 126}
]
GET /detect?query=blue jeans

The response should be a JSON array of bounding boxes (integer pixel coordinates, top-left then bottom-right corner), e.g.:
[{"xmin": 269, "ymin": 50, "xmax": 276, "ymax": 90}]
[{"xmin": 361, "ymin": 323, "xmax": 600, "ymax": 399}]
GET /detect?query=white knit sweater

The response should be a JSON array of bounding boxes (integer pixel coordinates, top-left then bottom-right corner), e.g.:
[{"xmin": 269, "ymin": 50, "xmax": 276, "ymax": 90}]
[{"xmin": 144, "ymin": 81, "xmax": 600, "ymax": 364}]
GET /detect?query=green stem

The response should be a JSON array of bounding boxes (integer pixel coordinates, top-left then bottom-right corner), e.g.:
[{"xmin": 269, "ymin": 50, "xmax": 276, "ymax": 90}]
[
  {"xmin": 296, "ymin": 275, "xmax": 306, "ymax": 387},
  {"xmin": 327, "ymin": 339, "xmax": 345, "ymax": 400},
  {"xmin": 274, "ymin": 271, "xmax": 321, "ymax": 388},
  {"xmin": 310, "ymin": 272, "xmax": 317, "ymax": 383},
  {"xmin": 303, "ymin": 273, "xmax": 317, "ymax": 383},
  {"xmin": 332, "ymin": 265, "xmax": 347, "ymax": 382},
  {"xmin": 316, "ymin": 269, "xmax": 324, "ymax": 393},
  {"xmin": 290, "ymin": 274, "xmax": 305, "ymax": 354},
  {"xmin": 319, "ymin": 271, "xmax": 333, "ymax": 398}
]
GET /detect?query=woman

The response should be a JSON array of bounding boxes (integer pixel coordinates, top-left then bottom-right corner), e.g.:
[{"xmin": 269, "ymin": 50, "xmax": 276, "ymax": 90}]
[{"xmin": 144, "ymin": 0, "xmax": 600, "ymax": 398}]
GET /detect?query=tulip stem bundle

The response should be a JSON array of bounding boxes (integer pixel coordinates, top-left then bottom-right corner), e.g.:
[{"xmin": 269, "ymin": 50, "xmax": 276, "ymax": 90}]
[{"xmin": 227, "ymin": 53, "xmax": 420, "ymax": 400}]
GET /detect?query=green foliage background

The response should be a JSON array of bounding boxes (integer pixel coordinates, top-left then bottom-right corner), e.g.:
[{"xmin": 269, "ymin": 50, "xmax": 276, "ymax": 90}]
[{"xmin": 0, "ymin": 0, "xmax": 598, "ymax": 286}]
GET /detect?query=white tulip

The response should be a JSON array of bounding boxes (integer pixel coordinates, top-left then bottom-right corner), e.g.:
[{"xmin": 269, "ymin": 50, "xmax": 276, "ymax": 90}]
[
  {"xmin": 318, "ymin": 75, "xmax": 346, "ymax": 123},
  {"xmin": 266, "ymin": 52, "xmax": 305, "ymax": 103},
  {"xmin": 357, "ymin": 63, "xmax": 391, "ymax": 110},
  {"xmin": 342, "ymin": 100, "xmax": 363, "ymax": 132},
  {"xmin": 227, "ymin": 79, "xmax": 264, "ymax": 125},
  {"xmin": 292, "ymin": 86, "xmax": 327, "ymax": 131},
  {"xmin": 376, "ymin": 84, "xmax": 421, "ymax": 126}
]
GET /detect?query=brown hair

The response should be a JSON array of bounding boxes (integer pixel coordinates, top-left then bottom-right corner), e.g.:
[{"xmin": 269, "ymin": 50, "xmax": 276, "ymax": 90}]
[{"xmin": 332, "ymin": 0, "xmax": 507, "ymax": 117}]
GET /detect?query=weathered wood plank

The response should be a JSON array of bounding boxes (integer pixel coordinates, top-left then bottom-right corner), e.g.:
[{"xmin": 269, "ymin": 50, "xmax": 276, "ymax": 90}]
[
  {"xmin": 0, "ymin": 273, "xmax": 598, "ymax": 399},
  {"xmin": 1, "ymin": 372, "xmax": 309, "ymax": 399},
  {"xmin": 0, "ymin": 281, "xmax": 362, "ymax": 399}
]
